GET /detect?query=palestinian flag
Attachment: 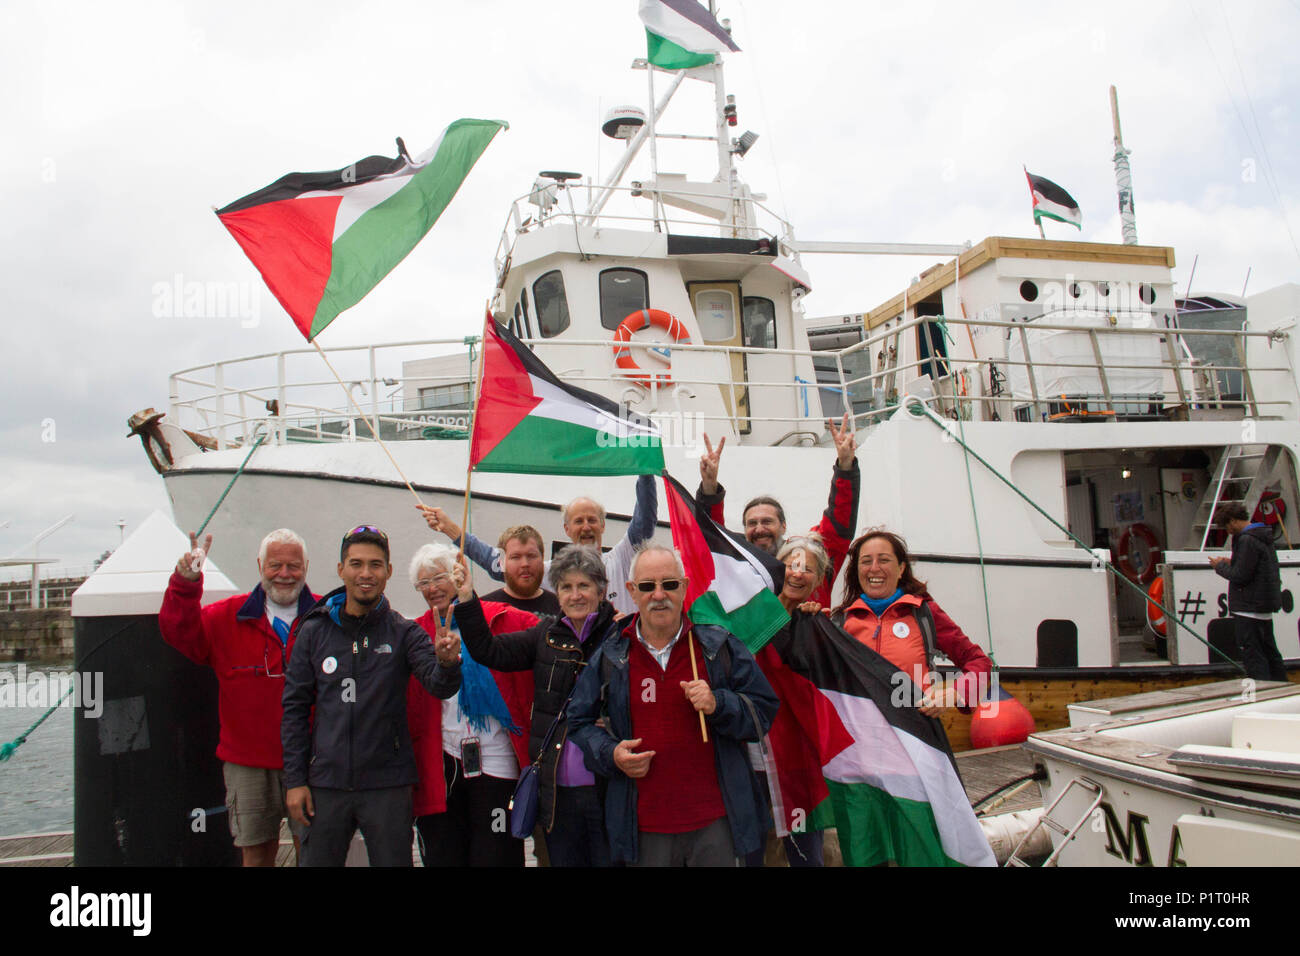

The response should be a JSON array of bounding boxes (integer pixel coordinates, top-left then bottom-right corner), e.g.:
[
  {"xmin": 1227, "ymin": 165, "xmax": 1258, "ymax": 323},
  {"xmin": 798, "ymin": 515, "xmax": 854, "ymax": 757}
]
[
  {"xmin": 1025, "ymin": 169, "xmax": 1082, "ymax": 230},
  {"xmin": 216, "ymin": 119, "xmax": 507, "ymax": 340},
  {"xmin": 639, "ymin": 0, "xmax": 740, "ymax": 70},
  {"xmin": 471, "ymin": 318, "xmax": 664, "ymax": 475},
  {"xmin": 662, "ymin": 472, "xmax": 788, "ymax": 652},
  {"xmin": 772, "ymin": 613, "xmax": 996, "ymax": 867}
]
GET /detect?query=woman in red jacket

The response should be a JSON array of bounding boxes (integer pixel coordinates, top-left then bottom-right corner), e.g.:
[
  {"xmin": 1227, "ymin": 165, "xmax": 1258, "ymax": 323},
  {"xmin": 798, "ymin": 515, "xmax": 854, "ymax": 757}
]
[
  {"xmin": 831, "ymin": 529, "xmax": 991, "ymax": 717},
  {"xmin": 406, "ymin": 542, "xmax": 536, "ymax": 867}
]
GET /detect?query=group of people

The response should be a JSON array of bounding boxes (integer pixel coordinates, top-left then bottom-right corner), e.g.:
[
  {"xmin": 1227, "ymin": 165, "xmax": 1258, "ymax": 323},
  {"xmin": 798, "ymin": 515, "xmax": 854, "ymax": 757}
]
[{"xmin": 159, "ymin": 413, "xmax": 999, "ymax": 867}]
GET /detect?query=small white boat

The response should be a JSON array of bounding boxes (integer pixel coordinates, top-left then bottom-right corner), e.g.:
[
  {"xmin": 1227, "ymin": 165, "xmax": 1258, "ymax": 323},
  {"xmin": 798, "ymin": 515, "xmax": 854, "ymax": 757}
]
[{"xmin": 1012, "ymin": 679, "xmax": 1300, "ymax": 866}]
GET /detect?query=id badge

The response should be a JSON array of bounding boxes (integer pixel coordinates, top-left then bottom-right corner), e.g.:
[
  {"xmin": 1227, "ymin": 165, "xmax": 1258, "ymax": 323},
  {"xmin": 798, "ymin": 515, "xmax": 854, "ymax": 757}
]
[{"xmin": 460, "ymin": 737, "xmax": 483, "ymax": 778}]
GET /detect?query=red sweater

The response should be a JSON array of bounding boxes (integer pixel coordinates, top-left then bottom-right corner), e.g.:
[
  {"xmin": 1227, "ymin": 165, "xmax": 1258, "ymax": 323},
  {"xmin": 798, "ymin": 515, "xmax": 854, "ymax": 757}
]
[
  {"xmin": 406, "ymin": 601, "xmax": 537, "ymax": 816},
  {"xmin": 628, "ymin": 634, "xmax": 726, "ymax": 834},
  {"xmin": 158, "ymin": 572, "xmax": 317, "ymax": 769}
]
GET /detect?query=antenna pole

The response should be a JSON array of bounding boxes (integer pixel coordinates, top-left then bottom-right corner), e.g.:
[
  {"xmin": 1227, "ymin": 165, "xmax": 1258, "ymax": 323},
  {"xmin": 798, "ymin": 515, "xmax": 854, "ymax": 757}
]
[{"xmin": 1110, "ymin": 85, "xmax": 1138, "ymax": 245}]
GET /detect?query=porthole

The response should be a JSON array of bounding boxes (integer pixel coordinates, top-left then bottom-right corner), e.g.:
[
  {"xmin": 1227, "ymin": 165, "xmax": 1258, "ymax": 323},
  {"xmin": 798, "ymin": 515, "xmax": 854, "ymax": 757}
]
[
  {"xmin": 1020, "ymin": 280, "xmax": 1039, "ymax": 302},
  {"xmin": 1068, "ymin": 282, "xmax": 1083, "ymax": 299},
  {"xmin": 1139, "ymin": 283, "xmax": 1156, "ymax": 305}
]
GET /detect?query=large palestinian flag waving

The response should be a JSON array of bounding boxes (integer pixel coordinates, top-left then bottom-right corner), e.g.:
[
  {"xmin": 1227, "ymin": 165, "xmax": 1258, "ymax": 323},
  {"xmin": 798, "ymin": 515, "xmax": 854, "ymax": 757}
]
[
  {"xmin": 470, "ymin": 318, "xmax": 665, "ymax": 476},
  {"xmin": 639, "ymin": 0, "xmax": 740, "ymax": 70},
  {"xmin": 662, "ymin": 472, "xmax": 788, "ymax": 651},
  {"xmin": 773, "ymin": 612, "xmax": 996, "ymax": 867},
  {"xmin": 216, "ymin": 119, "xmax": 507, "ymax": 340}
]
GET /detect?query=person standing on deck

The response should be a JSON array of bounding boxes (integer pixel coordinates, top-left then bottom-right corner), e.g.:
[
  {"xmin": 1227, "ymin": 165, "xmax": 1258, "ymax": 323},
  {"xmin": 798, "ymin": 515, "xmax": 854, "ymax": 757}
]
[{"xmin": 1210, "ymin": 503, "xmax": 1287, "ymax": 682}]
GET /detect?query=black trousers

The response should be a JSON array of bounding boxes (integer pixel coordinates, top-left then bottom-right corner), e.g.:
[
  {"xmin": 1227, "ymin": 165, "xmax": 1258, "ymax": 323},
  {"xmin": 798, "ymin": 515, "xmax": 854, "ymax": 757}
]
[
  {"xmin": 1235, "ymin": 615, "xmax": 1288, "ymax": 682},
  {"xmin": 299, "ymin": 785, "xmax": 414, "ymax": 867},
  {"xmin": 415, "ymin": 752, "xmax": 523, "ymax": 867}
]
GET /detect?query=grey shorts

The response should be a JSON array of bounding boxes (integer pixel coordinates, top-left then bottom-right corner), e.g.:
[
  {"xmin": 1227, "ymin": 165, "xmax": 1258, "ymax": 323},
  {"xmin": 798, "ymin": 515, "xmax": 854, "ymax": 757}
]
[{"xmin": 223, "ymin": 762, "xmax": 288, "ymax": 847}]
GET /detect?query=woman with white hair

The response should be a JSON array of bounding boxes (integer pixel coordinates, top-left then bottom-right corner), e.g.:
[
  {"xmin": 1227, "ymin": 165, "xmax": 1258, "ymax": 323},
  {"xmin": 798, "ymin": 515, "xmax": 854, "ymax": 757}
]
[
  {"xmin": 450, "ymin": 544, "xmax": 623, "ymax": 867},
  {"xmin": 405, "ymin": 542, "xmax": 537, "ymax": 867}
]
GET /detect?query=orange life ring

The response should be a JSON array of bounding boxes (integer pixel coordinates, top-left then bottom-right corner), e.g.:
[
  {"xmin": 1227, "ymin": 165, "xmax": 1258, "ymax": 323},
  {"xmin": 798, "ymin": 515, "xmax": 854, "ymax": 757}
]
[
  {"xmin": 611, "ymin": 309, "xmax": 691, "ymax": 385},
  {"xmin": 1117, "ymin": 522, "xmax": 1161, "ymax": 584},
  {"xmin": 1145, "ymin": 576, "xmax": 1167, "ymax": 636}
]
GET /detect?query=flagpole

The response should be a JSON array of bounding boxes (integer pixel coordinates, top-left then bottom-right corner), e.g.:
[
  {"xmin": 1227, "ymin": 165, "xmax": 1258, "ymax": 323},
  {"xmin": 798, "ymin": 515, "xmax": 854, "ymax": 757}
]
[
  {"xmin": 688, "ymin": 631, "xmax": 709, "ymax": 743},
  {"xmin": 310, "ymin": 339, "xmax": 425, "ymax": 507},
  {"xmin": 456, "ymin": 309, "xmax": 492, "ymax": 565}
]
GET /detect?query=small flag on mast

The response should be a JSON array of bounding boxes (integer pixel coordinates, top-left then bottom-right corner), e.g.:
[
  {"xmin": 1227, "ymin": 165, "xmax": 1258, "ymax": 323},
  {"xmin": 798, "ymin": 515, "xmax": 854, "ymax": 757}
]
[
  {"xmin": 639, "ymin": 0, "xmax": 740, "ymax": 70},
  {"xmin": 1024, "ymin": 169, "xmax": 1082, "ymax": 230}
]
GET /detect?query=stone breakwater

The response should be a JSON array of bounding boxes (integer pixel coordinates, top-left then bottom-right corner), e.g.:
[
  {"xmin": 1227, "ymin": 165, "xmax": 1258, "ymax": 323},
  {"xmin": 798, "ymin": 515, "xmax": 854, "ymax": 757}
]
[{"xmin": 0, "ymin": 609, "xmax": 74, "ymax": 664}]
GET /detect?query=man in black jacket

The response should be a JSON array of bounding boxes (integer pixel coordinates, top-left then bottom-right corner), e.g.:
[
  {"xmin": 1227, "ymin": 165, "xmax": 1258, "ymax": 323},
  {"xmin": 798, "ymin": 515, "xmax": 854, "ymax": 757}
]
[
  {"xmin": 1210, "ymin": 504, "xmax": 1287, "ymax": 682},
  {"xmin": 283, "ymin": 525, "xmax": 462, "ymax": 866}
]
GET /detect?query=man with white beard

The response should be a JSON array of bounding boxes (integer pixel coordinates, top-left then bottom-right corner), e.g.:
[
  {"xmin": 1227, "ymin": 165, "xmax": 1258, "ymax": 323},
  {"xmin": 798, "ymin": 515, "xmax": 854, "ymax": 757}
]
[{"xmin": 159, "ymin": 528, "xmax": 319, "ymax": 867}]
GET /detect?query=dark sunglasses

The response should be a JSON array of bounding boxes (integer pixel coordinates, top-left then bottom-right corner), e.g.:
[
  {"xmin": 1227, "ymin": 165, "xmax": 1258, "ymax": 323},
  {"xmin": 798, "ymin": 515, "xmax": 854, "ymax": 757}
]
[
  {"xmin": 634, "ymin": 579, "xmax": 682, "ymax": 592},
  {"xmin": 343, "ymin": 524, "xmax": 388, "ymax": 541}
]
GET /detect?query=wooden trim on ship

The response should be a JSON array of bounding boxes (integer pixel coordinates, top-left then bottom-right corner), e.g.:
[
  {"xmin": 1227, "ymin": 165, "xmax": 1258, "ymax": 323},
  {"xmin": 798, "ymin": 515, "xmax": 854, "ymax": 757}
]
[
  {"xmin": 941, "ymin": 666, "xmax": 1300, "ymax": 753},
  {"xmin": 864, "ymin": 235, "xmax": 1178, "ymax": 330}
]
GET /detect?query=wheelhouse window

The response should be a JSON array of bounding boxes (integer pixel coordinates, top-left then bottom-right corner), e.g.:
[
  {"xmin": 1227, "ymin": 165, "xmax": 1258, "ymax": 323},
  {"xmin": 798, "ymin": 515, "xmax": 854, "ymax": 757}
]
[
  {"xmin": 419, "ymin": 383, "xmax": 472, "ymax": 410},
  {"xmin": 533, "ymin": 270, "xmax": 570, "ymax": 338},
  {"xmin": 742, "ymin": 296, "xmax": 776, "ymax": 349},
  {"xmin": 600, "ymin": 269, "xmax": 649, "ymax": 331},
  {"xmin": 516, "ymin": 290, "xmax": 534, "ymax": 339}
]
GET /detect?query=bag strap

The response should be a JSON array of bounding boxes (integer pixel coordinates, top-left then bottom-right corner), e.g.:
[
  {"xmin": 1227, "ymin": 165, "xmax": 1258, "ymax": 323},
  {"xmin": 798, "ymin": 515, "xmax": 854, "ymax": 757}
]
[{"xmin": 912, "ymin": 601, "xmax": 938, "ymax": 671}]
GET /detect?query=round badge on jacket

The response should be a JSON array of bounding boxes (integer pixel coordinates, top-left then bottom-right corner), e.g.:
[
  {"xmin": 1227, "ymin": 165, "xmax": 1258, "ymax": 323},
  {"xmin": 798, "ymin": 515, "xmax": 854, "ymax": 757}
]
[
  {"xmin": 892, "ymin": 621, "xmax": 911, "ymax": 639},
  {"xmin": 322, "ymin": 656, "xmax": 337, "ymax": 674}
]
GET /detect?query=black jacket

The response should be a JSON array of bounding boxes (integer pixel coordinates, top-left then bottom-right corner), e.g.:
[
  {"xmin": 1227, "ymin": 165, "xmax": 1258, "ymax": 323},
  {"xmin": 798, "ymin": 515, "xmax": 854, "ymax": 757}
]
[
  {"xmin": 282, "ymin": 587, "xmax": 460, "ymax": 791},
  {"xmin": 455, "ymin": 596, "xmax": 621, "ymax": 831},
  {"xmin": 1215, "ymin": 523, "xmax": 1283, "ymax": 614}
]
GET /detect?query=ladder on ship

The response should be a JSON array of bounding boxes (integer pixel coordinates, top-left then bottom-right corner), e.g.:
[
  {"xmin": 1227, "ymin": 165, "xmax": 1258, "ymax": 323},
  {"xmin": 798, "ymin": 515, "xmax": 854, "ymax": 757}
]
[
  {"xmin": 1190, "ymin": 444, "xmax": 1282, "ymax": 550},
  {"xmin": 1005, "ymin": 776, "xmax": 1104, "ymax": 867}
]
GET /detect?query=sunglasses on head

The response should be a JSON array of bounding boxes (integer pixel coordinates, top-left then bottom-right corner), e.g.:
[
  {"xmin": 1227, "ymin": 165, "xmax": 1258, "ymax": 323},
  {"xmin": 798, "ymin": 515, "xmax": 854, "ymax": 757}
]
[
  {"xmin": 346, "ymin": 525, "xmax": 387, "ymax": 538},
  {"xmin": 634, "ymin": 579, "xmax": 682, "ymax": 592}
]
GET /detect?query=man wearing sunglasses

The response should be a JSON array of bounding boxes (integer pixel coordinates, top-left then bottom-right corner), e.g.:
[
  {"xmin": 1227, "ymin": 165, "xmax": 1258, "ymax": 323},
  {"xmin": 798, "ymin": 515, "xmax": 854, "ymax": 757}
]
[
  {"xmin": 567, "ymin": 544, "xmax": 778, "ymax": 866},
  {"xmin": 282, "ymin": 525, "xmax": 462, "ymax": 867},
  {"xmin": 159, "ymin": 528, "xmax": 317, "ymax": 867}
]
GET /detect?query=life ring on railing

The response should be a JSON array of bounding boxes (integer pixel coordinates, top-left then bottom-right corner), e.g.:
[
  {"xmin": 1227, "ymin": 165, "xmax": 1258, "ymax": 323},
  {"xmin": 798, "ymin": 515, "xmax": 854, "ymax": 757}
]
[
  {"xmin": 611, "ymin": 309, "xmax": 692, "ymax": 385},
  {"xmin": 1117, "ymin": 522, "xmax": 1161, "ymax": 584},
  {"xmin": 1145, "ymin": 576, "xmax": 1167, "ymax": 636}
]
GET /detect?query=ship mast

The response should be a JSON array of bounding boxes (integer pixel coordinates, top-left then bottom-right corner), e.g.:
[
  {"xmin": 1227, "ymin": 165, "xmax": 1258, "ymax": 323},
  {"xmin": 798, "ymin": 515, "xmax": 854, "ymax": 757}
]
[{"xmin": 1111, "ymin": 85, "xmax": 1138, "ymax": 245}]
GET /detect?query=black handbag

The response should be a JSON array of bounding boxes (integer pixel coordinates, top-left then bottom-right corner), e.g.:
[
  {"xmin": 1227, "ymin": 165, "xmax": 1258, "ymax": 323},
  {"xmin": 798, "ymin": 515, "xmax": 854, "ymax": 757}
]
[{"xmin": 508, "ymin": 685, "xmax": 577, "ymax": 840}]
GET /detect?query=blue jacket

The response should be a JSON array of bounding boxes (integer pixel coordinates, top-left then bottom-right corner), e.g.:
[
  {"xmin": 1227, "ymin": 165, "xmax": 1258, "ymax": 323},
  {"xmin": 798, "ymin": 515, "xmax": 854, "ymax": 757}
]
[
  {"xmin": 568, "ymin": 616, "xmax": 778, "ymax": 864},
  {"xmin": 282, "ymin": 586, "xmax": 461, "ymax": 791}
]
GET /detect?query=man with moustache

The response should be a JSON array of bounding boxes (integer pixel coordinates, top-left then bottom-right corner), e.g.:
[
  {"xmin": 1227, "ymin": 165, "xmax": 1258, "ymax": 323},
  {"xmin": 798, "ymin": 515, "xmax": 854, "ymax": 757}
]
[
  {"xmin": 697, "ymin": 412, "xmax": 859, "ymax": 604},
  {"xmin": 417, "ymin": 472, "xmax": 657, "ymax": 614},
  {"xmin": 159, "ymin": 528, "xmax": 318, "ymax": 867},
  {"xmin": 568, "ymin": 544, "xmax": 778, "ymax": 866},
  {"xmin": 282, "ymin": 525, "xmax": 462, "ymax": 867}
]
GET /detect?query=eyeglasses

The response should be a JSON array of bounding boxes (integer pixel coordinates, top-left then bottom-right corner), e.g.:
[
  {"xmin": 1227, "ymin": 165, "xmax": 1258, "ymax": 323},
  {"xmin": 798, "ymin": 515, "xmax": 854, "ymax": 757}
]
[
  {"xmin": 633, "ymin": 579, "xmax": 683, "ymax": 593},
  {"xmin": 232, "ymin": 645, "xmax": 284, "ymax": 679},
  {"xmin": 416, "ymin": 573, "xmax": 452, "ymax": 590}
]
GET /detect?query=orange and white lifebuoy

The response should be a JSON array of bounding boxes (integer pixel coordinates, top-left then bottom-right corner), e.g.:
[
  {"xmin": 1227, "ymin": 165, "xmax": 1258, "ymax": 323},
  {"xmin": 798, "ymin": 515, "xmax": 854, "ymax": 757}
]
[
  {"xmin": 1117, "ymin": 522, "xmax": 1161, "ymax": 584},
  {"xmin": 611, "ymin": 309, "xmax": 691, "ymax": 385},
  {"xmin": 1145, "ymin": 576, "xmax": 1167, "ymax": 636}
]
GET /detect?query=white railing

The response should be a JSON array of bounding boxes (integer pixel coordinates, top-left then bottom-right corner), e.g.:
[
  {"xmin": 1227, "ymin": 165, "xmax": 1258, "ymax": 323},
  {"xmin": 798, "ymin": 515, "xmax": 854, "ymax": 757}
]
[
  {"xmin": 165, "ymin": 314, "xmax": 1295, "ymax": 451},
  {"xmin": 492, "ymin": 182, "xmax": 798, "ymax": 284}
]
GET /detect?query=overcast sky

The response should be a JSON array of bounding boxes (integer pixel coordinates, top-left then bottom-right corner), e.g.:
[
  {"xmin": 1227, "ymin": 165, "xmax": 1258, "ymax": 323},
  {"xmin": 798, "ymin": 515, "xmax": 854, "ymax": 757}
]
[{"xmin": 3, "ymin": 0, "xmax": 1298, "ymax": 574}]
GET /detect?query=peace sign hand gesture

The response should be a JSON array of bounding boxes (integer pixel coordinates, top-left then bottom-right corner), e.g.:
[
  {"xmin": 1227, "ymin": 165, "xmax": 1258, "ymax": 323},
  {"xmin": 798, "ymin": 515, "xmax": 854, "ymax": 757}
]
[
  {"xmin": 829, "ymin": 413, "xmax": 857, "ymax": 469},
  {"xmin": 176, "ymin": 532, "xmax": 213, "ymax": 581},
  {"xmin": 433, "ymin": 609, "xmax": 461, "ymax": 665},
  {"xmin": 699, "ymin": 433, "xmax": 726, "ymax": 496}
]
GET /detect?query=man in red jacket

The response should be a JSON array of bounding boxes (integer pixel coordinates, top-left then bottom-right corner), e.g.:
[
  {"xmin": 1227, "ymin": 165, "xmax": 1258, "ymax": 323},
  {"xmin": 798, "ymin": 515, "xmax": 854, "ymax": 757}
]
[{"xmin": 159, "ymin": 528, "xmax": 318, "ymax": 867}]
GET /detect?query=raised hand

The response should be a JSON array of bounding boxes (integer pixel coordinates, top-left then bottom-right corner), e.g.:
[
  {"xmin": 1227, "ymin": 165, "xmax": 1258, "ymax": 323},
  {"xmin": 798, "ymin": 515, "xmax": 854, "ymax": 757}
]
[
  {"xmin": 451, "ymin": 553, "xmax": 475, "ymax": 604},
  {"xmin": 433, "ymin": 610, "xmax": 461, "ymax": 665},
  {"xmin": 416, "ymin": 503, "xmax": 463, "ymax": 542},
  {"xmin": 176, "ymin": 531, "xmax": 213, "ymax": 580},
  {"xmin": 699, "ymin": 433, "xmax": 725, "ymax": 495},
  {"xmin": 829, "ymin": 412, "xmax": 857, "ymax": 469}
]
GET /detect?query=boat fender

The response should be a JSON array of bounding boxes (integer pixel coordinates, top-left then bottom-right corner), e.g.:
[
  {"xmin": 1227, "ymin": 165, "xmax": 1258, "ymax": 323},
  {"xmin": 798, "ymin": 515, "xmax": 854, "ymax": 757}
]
[
  {"xmin": 611, "ymin": 308, "xmax": 691, "ymax": 384},
  {"xmin": 1146, "ymin": 576, "xmax": 1167, "ymax": 637}
]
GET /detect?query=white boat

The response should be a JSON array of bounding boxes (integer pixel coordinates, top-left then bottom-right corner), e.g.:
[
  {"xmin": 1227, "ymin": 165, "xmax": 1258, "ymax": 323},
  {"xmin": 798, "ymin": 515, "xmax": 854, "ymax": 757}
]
[
  {"xmin": 130, "ymin": 13, "xmax": 1300, "ymax": 750},
  {"xmin": 1013, "ymin": 679, "xmax": 1300, "ymax": 866}
]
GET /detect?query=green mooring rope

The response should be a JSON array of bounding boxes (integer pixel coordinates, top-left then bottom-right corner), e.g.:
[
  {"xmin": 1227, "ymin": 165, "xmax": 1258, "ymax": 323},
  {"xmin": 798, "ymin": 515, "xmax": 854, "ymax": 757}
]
[
  {"xmin": 0, "ymin": 684, "xmax": 75, "ymax": 762},
  {"xmin": 906, "ymin": 396, "xmax": 1245, "ymax": 674},
  {"xmin": 195, "ymin": 433, "xmax": 267, "ymax": 536}
]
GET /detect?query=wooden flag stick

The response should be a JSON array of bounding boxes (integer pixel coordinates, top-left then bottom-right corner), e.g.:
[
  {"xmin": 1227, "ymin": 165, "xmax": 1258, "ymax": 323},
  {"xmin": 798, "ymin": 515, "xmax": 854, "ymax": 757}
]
[
  {"xmin": 688, "ymin": 629, "xmax": 708, "ymax": 743},
  {"xmin": 456, "ymin": 309, "xmax": 492, "ymax": 564},
  {"xmin": 312, "ymin": 339, "xmax": 424, "ymax": 508}
]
